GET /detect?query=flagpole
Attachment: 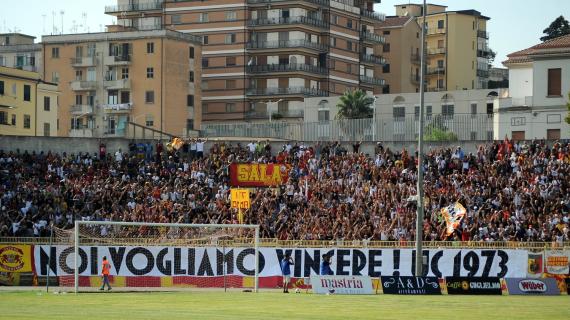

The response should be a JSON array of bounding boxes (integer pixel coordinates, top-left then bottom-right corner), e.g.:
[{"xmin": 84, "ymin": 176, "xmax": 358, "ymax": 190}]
[{"xmin": 415, "ymin": 0, "xmax": 427, "ymax": 277}]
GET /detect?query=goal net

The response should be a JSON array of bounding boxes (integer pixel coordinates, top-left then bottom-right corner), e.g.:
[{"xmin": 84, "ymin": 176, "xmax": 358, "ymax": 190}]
[{"xmin": 54, "ymin": 221, "xmax": 259, "ymax": 293}]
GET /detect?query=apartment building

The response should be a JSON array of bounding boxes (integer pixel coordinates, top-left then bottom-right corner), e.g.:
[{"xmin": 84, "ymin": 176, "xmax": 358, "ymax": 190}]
[
  {"xmin": 105, "ymin": 0, "xmax": 388, "ymax": 123},
  {"xmin": 394, "ymin": 3, "xmax": 491, "ymax": 92},
  {"xmin": 42, "ymin": 29, "xmax": 201, "ymax": 138},
  {"xmin": 0, "ymin": 66, "xmax": 59, "ymax": 136},
  {"xmin": 376, "ymin": 16, "xmax": 420, "ymax": 94},
  {"xmin": 0, "ymin": 33, "xmax": 42, "ymax": 73}
]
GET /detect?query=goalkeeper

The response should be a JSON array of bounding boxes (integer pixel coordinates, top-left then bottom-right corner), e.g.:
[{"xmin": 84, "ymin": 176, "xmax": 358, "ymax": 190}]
[{"xmin": 280, "ymin": 252, "xmax": 294, "ymax": 293}]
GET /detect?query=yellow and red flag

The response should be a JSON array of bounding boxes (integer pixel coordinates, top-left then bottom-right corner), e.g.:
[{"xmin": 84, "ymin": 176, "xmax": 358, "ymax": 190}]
[{"xmin": 441, "ymin": 202, "xmax": 466, "ymax": 236}]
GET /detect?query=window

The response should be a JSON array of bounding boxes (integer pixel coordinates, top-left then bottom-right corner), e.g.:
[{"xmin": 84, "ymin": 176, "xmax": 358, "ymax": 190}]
[
  {"xmin": 347, "ymin": 41, "xmax": 353, "ymax": 51},
  {"xmin": 437, "ymin": 60, "xmax": 444, "ymax": 68},
  {"xmin": 10, "ymin": 114, "xmax": 16, "ymax": 125},
  {"xmin": 347, "ymin": 19, "xmax": 353, "ymax": 29},
  {"xmin": 145, "ymin": 115, "xmax": 154, "ymax": 127},
  {"xmin": 75, "ymin": 70, "xmax": 83, "ymax": 81},
  {"xmin": 442, "ymin": 104, "xmax": 454, "ymax": 119},
  {"xmin": 393, "ymin": 107, "xmax": 405, "ymax": 119},
  {"xmin": 171, "ymin": 15, "xmax": 181, "ymax": 24},
  {"xmin": 347, "ymin": 63, "xmax": 352, "ymax": 74},
  {"xmin": 145, "ymin": 91, "xmax": 155, "ymax": 104},
  {"xmin": 0, "ymin": 81, "xmax": 4, "ymax": 95},
  {"xmin": 487, "ymin": 103, "xmax": 493, "ymax": 115},
  {"xmin": 330, "ymin": 37, "xmax": 336, "ymax": 47},
  {"xmin": 44, "ymin": 96, "xmax": 50, "ymax": 111},
  {"xmin": 44, "ymin": 123, "xmax": 51, "ymax": 136},
  {"xmin": 383, "ymin": 30, "xmax": 390, "ymax": 35},
  {"xmin": 189, "ymin": 46, "xmax": 195, "ymax": 59},
  {"xmin": 426, "ymin": 105, "xmax": 432, "ymax": 119},
  {"xmin": 318, "ymin": 109, "xmax": 330, "ymax": 122},
  {"xmin": 225, "ymin": 11, "xmax": 237, "ymax": 21},
  {"xmin": 383, "ymin": 43, "xmax": 390, "ymax": 52},
  {"xmin": 547, "ymin": 68, "xmax": 561, "ymax": 96},
  {"xmin": 437, "ymin": 79, "xmax": 444, "ymax": 89},
  {"xmin": 202, "ymin": 58, "xmax": 209, "ymax": 67},
  {"xmin": 108, "ymin": 90, "xmax": 118, "ymax": 104},
  {"xmin": 121, "ymin": 68, "xmax": 129, "ymax": 79},
  {"xmin": 146, "ymin": 67, "xmax": 154, "ymax": 79},
  {"xmin": 437, "ymin": 20, "xmax": 444, "ymax": 29},
  {"xmin": 75, "ymin": 94, "xmax": 83, "ymax": 105},
  {"xmin": 189, "ymin": 71, "xmax": 194, "ymax": 82},
  {"xmin": 147, "ymin": 42, "xmax": 154, "ymax": 54},
  {"xmin": 203, "ymin": 36, "xmax": 209, "ymax": 45},
  {"xmin": 202, "ymin": 103, "xmax": 209, "ymax": 114},
  {"xmin": 23, "ymin": 115, "xmax": 31, "ymax": 128},
  {"xmin": 187, "ymin": 94, "xmax": 194, "ymax": 107},
  {"xmin": 470, "ymin": 103, "xmax": 477, "ymax": 116},
  {"xmin": 51, "ymin": 47, "xmax": 59, "ymax": 58},
  {"xmin": 225, "ymin": 103, "xmax": 236, "ymax": 112},
  {"xmin": 226, "ymin": 56, "xmax": 236, "ymax": 66},
  {"xmin": 199, "ymin": 13, "xmax": 209, "ymax": 22},
  {"xmin": 187, "ymin": 119, "xmax": 194, "ymax": 130},
  {"xmin": 225, "ymin": 33, "xmax": 236, "ymax": 44},
  {"xmin": 414, "ymin": 106, "xmax": 420, "ymax": 120},
  {"xmin": 120, "ymin": 91, "xmax": 130, "ymax": 104},
  {"xmin": 332, "ymin": 15, "xmax": 338, "ymax": 25},
  {"xmin": 226, "ymin": 80, "xmax": 236, "ymax": 89},
  {"xmin": 438, "ymin": 39, "xmax": 444, "ymax": 48},
  {"xmin": 23, "ymin": 85, "xmax": 31, "ymax": 101},
  {"xmin": 51, "ymin": 72, "xmax": 59, "ymax": 84},
  {"xmin": 0, "ymin": 111, "xmax": 7, "ymax": 125},
  {"xmin": 382, "ymin": 85, "xmax": 390, "ymax": 94},
  {"xmin": 382, "ymin": 64, "xmax": 390, "ymax": 73}
]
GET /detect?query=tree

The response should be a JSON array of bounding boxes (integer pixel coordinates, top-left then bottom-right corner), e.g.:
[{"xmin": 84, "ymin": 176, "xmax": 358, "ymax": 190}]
[
  {"xmin": 565, "ymin": 92, "xmax": 570, "ymax": 125},
  {"xmin": 424, "ymin": 115, "xmax": 458, "ymax": 142},
  {"xmin": 540, "ymin": 16, "xmax": 570, "ymax": 42},
  {"xmin": 335, "ymin": 89, "xmax": 374, "ymax": 120}
]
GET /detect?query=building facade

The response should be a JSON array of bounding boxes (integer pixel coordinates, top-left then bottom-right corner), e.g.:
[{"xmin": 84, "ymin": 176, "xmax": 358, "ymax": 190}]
[
  {"xmin": 0, "ymin": 33, "xmax": 42, "ymax": 73},
  {"xmin": 497, "ymin": 34, "xmax": 570, "ymax": 140},
  {"xmin": 376, "ymin": 16, "xmax": 420, "ymax": 94},
  {"xmin": 394, "ymin": 3, "xmax": 491, "ymax": 92},
  {"xmin": 42, "ymin": 29, "xmax": 201, "ymax": 138},
  {"xmin": 0, "ymin": 66, "xmax": 58, "ymax": 136},
  {"xmin": 105, "ymin": 0, "xmax": 388, "ymax": 123}
]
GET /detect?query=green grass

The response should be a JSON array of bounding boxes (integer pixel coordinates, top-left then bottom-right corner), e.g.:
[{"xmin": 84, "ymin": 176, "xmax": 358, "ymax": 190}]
[{"xmin": 0, "ymin": 291, "xmax": 568, "ymax": 320}]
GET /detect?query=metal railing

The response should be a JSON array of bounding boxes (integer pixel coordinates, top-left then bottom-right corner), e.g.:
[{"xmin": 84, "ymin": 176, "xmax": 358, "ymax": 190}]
[
  {"xmin": 477, "ymin": 49, "xmax": 492, "ymax": 58},
  {"xmin": 411, "ymin": 53, "xmax": 420, "ymax": 64},
  {"xmin": 246, "ymin": 63, "xmax": 327, "ymax": 75},
  {"xmin": 70, "ymin": 104, "xmax": 94, "ymax": 114},
  {"xmin": 245, "ymin": 109, "xmax": 305, "ymax": 119},
  {"xmin": 248, "ymin": 16, "xmax": 329, "ymax": 29},
  {"xmin": 2, "ymin": 236, "xmax": 566, "ymax": 249},
  {"xmin": 247, "ymin": 0, "xmax": 330, "ymax": 5},
  {"xmin": 477, "ymin": 69, "xmax": 489, "ymax": 77},
  {"xmin": 246, "ymin": 40, "xmax": 328, "ymax": 51},
  {"xmin": 426, "ymin": 28, "xmax": 445, "ymax": 35},
  {"xmin": 105, "ymin": 1, "xmax": 163, "ymax": 13},
  {"xmin": 477, "ymin": 30, "xmax": 489, "ymax": 39},
  {"xmin": 427, "ymin": 47, "xmax": 446, "ymax": 55},
  {"xmin": 246, "ymin": 87, "xmax": 328, "ymax": 97},
  {"xmin": 360, "ymin": 75, "xmax": 385, "ymax": 86},
  {"xmin": 202, "ymin": 114, "xmax": 495, "ymax": 142},
  {"xmin": 361, "ymin": 10, "xmax": 386, "ymax": 22},
  {"xmin": 360, "ymin": 31, "xmax": 385, "ymax": 44},
  {"xmin": 360, "ymin": 53, "xmax": 386, "ymax": 65},
  {"xmin": 426, "ymin": 67, "xmax": 445, "ymax": 75}
]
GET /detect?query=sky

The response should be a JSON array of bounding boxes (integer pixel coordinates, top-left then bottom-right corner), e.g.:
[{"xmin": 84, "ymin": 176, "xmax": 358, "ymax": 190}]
[{"xmin": 1, "ymin": 0, "xmax": 569, "ymax": 67}]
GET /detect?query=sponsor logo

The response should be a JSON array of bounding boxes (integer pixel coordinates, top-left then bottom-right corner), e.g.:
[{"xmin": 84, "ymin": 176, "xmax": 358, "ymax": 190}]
[
  {"xmin": 0, "ymin": 246, "xmax": 25, "ymax": 272},
  {"xmin": 382, "ymin": 276, "xmax": 441, "ymax": 295},
  {"xmin": 320, "ymin": 277, "xmax": 364, "ymax": 289},
  {"xmin": 518, "ymin": 279, "xmax": 546, "ymax": 293}
]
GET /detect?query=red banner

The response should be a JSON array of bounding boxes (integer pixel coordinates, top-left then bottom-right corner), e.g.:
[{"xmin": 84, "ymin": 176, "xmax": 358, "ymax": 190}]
[{"xmin": 229, "ymin": 163, "xmax": 289, "ymax": 187}]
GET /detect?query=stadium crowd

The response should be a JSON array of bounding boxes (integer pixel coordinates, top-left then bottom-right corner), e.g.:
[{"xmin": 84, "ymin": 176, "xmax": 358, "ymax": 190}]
[{"xmin": 0, "ymin": 138, "xmax": 569, "ymax": 243}]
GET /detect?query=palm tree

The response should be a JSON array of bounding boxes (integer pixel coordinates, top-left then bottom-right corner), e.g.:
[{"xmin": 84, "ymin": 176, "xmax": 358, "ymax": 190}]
[
  {"xmin": 335, "ymin": 90, "xmax": 375, "ymax": 141},
  {"xmin": 336, "ymin": 89, "xmax": 374, "ymax": 120}
]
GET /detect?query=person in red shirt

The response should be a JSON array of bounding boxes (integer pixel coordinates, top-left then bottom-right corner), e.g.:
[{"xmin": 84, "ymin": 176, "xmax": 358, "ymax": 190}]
[{"xmin": 100, "ymin": 256, "xmax": 112, "ymax": 291}]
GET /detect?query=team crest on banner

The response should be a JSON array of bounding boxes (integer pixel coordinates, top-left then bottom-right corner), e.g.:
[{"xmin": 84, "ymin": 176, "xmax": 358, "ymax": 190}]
[
  {"xmin": 441, "ymin": 203, "xmax": 466, "ymax": 236},
  {"xmin": 545, "ymin": 250, "xmax": 570, "ymax": 275},
  {"xmin": 527, "ymin": 252, "xmax": 544, "ymax": 278}
]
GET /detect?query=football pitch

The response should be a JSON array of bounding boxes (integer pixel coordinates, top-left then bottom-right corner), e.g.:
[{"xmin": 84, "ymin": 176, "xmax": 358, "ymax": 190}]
[{"xmin": 0, "ymin": 290, "xmax": 568, "ymax": 320}]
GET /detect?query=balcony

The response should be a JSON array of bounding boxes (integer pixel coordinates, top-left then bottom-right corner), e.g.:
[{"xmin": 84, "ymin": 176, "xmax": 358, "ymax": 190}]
[
  {"xmin": 248, "ymin": 16, "xmax": 329, "ymax": 29},
  {"xmin": 426, "ymin": 67, "xmax": 445, "ymax": 75},
  {"xmin": 15, "ymin": 64, "xmax": 37, "ymax": 72},
  {"xmin": 410, "ymin": 74, "xmax": 420, "ymax": 84},
  {"xmin": 427, "ymin": 28, "xmax": 445, "ymax": 35},
  {"xmin": 247, "ymin": 63, "xmax": 327, "ymax": 75},
  {"xmin": 477, "ymin": 69, "xmax": 489, "ymax": 78},
  {"xmin": 245, "ymin": 109, "xmax": 305, "ymax": 120},
  {"xmin": 246, "ymin": 40, "xmax": 327, "ymax": 52},
  {"xmin": 104, "ymin": 55, "xmax": 132, "ymax": 65},
  {"xmin": 105, "ymin": 1, "xmax": 163, "ymax": 14},
  {"xmin": 246, "ymin": 87, "xmax": 327, "ymax": 97},
  {"xmin": 69, "ymin": 128, "xmax": 95, "ymax": 138},
  {"xmin": 427, "ymin": 86, "xmax": 447, "ymax": 92},
  {"xmin": 360, "ymin": 53, "xmax": 386, "ymax": 65},
  {"xmin": 70, "ymin": 80, "xmax": 97, "ymax": 91},
  {"xmin": 477, "ymin": 30, "xmax": 489, "ymax": 39},
  {"xmin": 70, "ymin": 56, "xmax": 96, "ymax": 67},
  {"xmin": 411, "ymin": 53, "xmax": 421, "ymax": 64},
  {"xmin": 104, "ymin": 78, "xmax": 131, "ymax": 90},
  {"xmin": 360, "ymin": 75, "xmax": 385, "ymax": 86},
  {"xmin": 247, "ymin": 0, "xmax": 329, "ymax": 6},
  {"xmin": 360, "ymin": 31, "xmax": 385, "ymax": 44},
  {"xmin": 427, "ymin": 47, "xmax": 446, "ymax": 55},
  {"xmin": 70, "ymin": 105, "xmax": 94, "ymax": 115},
  {"xmin": 102, "ymin": 103, "xmax": 133, "ymax": 113},
  {"xmin": 477, "ymin": 49, "xmax": 492, "ymax": 58},
  {"xmin": 361, "ymin": 10, "xmax": 386, "ymax": 22}
]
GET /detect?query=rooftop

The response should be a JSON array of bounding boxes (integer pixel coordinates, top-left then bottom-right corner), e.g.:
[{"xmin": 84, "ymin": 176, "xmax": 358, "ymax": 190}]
[
  {"xmin": 377, "ymin": 16, "xmax": 414, "ymax": 28},
  {"xmin": 41, "ymin": 29, "xmax": 202, "ymax": 45},
  {"xmin": 503, "ymin": 34, "xmax": 570, "ymax": 65}
]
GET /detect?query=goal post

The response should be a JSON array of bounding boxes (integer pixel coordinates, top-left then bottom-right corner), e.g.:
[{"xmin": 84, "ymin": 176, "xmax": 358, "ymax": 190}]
[{"xmin": 71, "ymin": 220, "xmax": 260, "ymax": 294}]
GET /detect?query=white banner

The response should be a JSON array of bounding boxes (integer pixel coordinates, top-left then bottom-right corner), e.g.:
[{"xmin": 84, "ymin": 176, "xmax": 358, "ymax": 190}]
[
  {"xmin": 311, "ymin": 275, "xmax": 373, "ymax": 294},
  {"xmin": 545, "ymin": 250, "xmax": 570, "ymax": 275},
  {"xmin": 34, "ymin": 246, "xmax": 528, "ymax": 278}
]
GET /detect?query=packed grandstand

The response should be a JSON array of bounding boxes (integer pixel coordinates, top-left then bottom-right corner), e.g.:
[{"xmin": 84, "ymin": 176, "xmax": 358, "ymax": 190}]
[{"xmin": 1, "ymin": 139, "xmax": 568, "ymax": 244}]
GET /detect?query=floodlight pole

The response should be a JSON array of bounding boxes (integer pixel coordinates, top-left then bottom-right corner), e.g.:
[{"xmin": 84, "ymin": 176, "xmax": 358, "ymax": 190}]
[{"xmin": 415, "ymin": 0, "xmax": 427, "ymax": 277}]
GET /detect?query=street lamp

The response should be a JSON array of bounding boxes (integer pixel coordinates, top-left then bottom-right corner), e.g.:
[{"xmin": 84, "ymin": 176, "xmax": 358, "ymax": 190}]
[{"xmin": 265, "ymin": 99, "xmax": 283, "ymax": 122}]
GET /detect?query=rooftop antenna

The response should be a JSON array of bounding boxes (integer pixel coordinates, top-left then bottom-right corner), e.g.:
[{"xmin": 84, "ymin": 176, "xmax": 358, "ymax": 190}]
[
  {"xmin": 60, "ymin": 10, "xmax": 65, "ymax": 35},
  {"xmin": 42, "ymin": 14, "xmax": 47, "ymax": 34},
  {"xmin": 52, "ymin": 11, "xmax": 56, "ymax": 35},
  {"xmin": 82, "ymin": 12, "xmax": 88, "ymax": 32}
]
